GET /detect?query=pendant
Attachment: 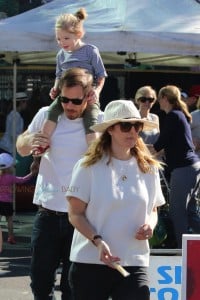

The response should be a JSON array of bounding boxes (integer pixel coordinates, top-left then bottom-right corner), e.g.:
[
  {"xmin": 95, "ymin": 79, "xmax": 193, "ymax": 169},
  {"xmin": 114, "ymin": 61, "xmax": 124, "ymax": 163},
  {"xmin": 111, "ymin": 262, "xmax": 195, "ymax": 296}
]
[{"xmin": 121, "ymin": 175, "xmax": 127, "ymax": 181}]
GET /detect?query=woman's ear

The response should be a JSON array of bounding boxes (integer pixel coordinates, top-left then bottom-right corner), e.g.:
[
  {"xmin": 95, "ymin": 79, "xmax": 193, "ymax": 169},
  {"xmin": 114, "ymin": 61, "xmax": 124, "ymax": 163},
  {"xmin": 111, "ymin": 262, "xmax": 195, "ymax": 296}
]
[{"xmin": 107, "ymin": 125, "xmax": 114, "ymax": 135}]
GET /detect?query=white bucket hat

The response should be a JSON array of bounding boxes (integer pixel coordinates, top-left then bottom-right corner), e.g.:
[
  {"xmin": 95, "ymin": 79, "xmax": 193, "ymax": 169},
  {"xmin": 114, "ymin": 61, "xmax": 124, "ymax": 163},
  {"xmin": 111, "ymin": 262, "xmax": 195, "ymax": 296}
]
[
  {"xmin": 16, "ymin": 92, "xmax": 28, "ymax": 101},
  {"xmin": 0, "ymin": 153, "xmax": 14, "ymax": 169},
  {"xmin": 91, "ymin": 100, "xmax": 158, "ymax": 133}
]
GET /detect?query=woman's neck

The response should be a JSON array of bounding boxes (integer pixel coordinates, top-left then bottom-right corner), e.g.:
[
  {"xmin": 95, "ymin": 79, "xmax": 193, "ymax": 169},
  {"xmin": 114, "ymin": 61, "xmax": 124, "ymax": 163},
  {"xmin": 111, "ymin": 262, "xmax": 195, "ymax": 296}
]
[
  {"xmin": 111, "ymin": 147, "xmax": 132, "ymax": 161},
  {"xmin": 139, "ymin": 108, "xmax": 149, "ymax": 118}
]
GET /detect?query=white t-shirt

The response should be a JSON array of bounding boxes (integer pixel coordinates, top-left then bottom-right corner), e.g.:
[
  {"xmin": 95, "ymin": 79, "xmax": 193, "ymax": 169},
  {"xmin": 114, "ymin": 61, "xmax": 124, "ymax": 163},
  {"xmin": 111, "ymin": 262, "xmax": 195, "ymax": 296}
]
[
  {"xmin": 66, "ymin": 155, "xmax": 165, "ymax": 266},
  {"xmin": 140, "ymin": 113, "xmax": 160, "ymax": 144},
  {"xmin": 28, "ymin": 106, "xmax": 88, "ymax": 212}
]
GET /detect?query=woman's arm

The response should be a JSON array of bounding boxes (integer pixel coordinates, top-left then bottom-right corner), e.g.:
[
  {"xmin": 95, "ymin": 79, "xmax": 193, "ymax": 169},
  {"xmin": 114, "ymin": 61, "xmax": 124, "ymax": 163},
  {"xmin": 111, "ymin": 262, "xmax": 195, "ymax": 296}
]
[
  {"xmin": 68, "ymin": 196, "xmax": 98, "ymax": 242},
  {"xmin": 68, "ymin": 196, "xmax": 120, "ymax": 266}
]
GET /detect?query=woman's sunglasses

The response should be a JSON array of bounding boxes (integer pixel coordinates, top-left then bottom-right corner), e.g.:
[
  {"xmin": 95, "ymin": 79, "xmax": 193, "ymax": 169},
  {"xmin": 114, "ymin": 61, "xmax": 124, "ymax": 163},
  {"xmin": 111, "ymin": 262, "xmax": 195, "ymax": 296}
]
[
  {"xmin": 138, "ymin": 97, "xmax": 155, "ymax": 103},
  {"xmin": 117, "ymin": 122, "xmax": 144, "ymax": 133},
  {"xmin": 59, "ymin": 95, "xmax": 85, "ymax": 105}
]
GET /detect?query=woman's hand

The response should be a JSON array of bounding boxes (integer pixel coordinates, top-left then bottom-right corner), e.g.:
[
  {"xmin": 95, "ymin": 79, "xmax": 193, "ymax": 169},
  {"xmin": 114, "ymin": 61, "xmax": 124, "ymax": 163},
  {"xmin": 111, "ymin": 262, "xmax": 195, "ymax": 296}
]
[
  {"xmin": 96, "ymin": 240, "xmax": 120, "ymax": 268},
  {"xmin": 135, "ymin": 224, "xmax": 153, "ymax": 240}
]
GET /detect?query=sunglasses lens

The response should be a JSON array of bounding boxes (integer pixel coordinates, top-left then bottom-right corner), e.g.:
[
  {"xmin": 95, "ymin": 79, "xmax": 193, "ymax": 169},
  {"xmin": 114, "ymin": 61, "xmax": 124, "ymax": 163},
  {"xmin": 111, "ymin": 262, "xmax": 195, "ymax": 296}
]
[
  {"xmin": 60, "ymin": 96, "xmax": 83, "ymax": 105},
  {"xmin": 139, "ymin": 97, "xmax": 154, "ymax": 103},
  {"xmin": 119, "ymin": 122, "xmax": 143, "ymax": 132},
  {"xmin": 119, "ymin": 122, "xmax": 132, "ymax": 132},
  {"xmin": 133, "ymin": 122, "xmax": 143, "ymax": 132}
]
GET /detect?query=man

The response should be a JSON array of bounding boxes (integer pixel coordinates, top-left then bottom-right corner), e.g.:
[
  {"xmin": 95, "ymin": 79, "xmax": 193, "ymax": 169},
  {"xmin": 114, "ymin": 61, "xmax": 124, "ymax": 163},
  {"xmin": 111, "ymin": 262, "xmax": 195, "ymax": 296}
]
[
  {"xmin": 186, "ymin": 85, "xmax": 200, "ymax": 112},
  {"xmin": 0, "ymin": 92, "xmax": 28, "ymax": 155},
  {"xmin": 16, "ymin": 68, "xmax": 96, "ymax": 300}
]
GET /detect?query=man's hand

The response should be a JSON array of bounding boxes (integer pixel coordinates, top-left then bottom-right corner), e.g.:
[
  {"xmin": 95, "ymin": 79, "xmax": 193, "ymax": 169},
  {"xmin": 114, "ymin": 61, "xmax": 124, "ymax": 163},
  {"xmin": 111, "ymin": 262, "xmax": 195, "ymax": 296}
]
[{"xmin": 16, "ymin": 131, "xmax": 50, "ymax": 157}]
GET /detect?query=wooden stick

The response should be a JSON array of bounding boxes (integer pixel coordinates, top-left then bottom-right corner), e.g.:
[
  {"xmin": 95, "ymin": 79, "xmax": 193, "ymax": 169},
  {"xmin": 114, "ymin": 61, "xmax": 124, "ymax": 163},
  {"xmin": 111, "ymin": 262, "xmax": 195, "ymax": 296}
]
[{"xmin": 111, "ymin": 262, "xmax": 130, "ymax": 277}]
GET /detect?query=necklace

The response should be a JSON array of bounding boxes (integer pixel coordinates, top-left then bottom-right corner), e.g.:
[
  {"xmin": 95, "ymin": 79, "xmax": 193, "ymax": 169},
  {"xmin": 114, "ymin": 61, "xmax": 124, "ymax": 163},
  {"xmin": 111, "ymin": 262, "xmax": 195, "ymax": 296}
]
[
  {"xmin": 121, "ymin": 174, "xmax": 128, "ymax": 181},
  {"xmin": 111, "ymin": 158, "xmax": 131, "ymax": 183}
]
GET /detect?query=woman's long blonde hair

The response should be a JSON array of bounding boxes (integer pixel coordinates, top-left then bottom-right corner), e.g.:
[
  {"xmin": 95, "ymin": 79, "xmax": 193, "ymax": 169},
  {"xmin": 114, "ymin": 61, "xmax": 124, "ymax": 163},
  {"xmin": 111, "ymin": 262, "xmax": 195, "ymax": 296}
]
[
  {"xmin": 82, "ymin": 128, "xmax": 163, "ymax": 173},
  {"xmin": 159, "ymin": 85, "xmax": 192, "ymax": 122}
]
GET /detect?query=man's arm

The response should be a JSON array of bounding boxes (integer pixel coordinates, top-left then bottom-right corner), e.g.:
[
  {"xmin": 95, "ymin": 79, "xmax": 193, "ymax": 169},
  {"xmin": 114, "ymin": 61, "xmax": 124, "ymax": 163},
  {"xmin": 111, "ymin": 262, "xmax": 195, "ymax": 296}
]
[
  {"xmin": 16, "ymin": 130, "xmax": 50, "ymax": 157},
  {"xmin": 16, "ymin": 106, "xmax": 50, "ymax": 157}
]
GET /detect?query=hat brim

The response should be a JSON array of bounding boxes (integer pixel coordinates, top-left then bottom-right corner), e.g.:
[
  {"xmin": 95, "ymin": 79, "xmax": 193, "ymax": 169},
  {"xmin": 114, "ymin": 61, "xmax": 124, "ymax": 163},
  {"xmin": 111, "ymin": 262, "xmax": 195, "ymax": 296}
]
[
  {"xmin": 0, "ymin": 163, "xmax": 13, "ymax": 169},
  {"xmin": 90, "ymin": 118, "xmax": 159, "ymax": 133}
]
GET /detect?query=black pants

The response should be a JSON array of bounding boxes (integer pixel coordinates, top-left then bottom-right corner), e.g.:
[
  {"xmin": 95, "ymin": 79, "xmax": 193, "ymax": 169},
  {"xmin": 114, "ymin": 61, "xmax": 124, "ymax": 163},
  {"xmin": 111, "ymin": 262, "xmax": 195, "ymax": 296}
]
[
  {"xmin": 30, "ymin": 210, "xmax": 74, "ymax": 300},
  {"xmin": 69, "ymin": 262, "xmax": 150, "ymax": 300}
]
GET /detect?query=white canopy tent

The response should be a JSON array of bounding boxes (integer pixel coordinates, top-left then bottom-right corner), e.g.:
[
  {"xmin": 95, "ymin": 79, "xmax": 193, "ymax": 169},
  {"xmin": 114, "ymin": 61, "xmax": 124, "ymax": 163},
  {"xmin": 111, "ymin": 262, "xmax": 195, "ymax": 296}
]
[
  {"xmin": 0, "ymin": 0, "xmax": 200, "ymax": 67},
  {"xmin": 1, "ymin": 0, "xmax": 200, "ymax": 212}
]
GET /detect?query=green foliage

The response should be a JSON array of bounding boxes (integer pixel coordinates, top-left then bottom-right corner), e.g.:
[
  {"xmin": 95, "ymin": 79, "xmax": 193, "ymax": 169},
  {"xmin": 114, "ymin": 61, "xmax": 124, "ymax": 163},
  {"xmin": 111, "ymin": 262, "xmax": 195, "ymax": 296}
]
[
  {"xmin": 0, "ymin": 0, "xmax": 19, "ymax": 17},
  {"xmin": 0, "ymin": 0, "xmax": 43, "ymax": 17}
]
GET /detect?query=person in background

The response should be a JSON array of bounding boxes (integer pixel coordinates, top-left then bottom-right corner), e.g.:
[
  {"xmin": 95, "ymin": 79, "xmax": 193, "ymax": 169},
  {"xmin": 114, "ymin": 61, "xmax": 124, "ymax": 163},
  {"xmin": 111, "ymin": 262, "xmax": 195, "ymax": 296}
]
[
  {"xmin": 32, "ymin": 7, "xmax": 107, "ymax": 156},
  {"xmin": 0, "ymin": 153, "xmax": 38, "ymax": 245},
  {"xmin": 181, "ymin": 91, "xmax": 188, "ymax": 102},
  {"xmin": 16, "ymin": 68, "xmax": 98, "ymax": 300},
  {"xmin": 149, "ymin": 85, "xmax": 200, "ymax": 248},
  {"xmin": 185, "ymin": 84, "xmax": 200, "ymax": 112},
  {"xmin": 191, "ymin": 96, "xmax": 200, "ymax": 158},
  {"xmin": 66, "ymin": 100, "xmax": 165, "ymax": 300},
  {"xmin": 134, "ymin": 86, "xmax": 159, "ymax": 144},
  {"xmin": 0, "ymin": 92, "xmax": 28, "ymax": 155}
]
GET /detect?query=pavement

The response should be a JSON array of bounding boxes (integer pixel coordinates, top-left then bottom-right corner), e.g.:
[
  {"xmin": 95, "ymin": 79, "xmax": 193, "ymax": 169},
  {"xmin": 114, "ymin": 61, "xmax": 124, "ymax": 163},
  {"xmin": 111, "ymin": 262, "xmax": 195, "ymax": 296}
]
[
  {"xmin": 0, "ymin": 212, "xmax": 62, "ymax": 299},
  {"xmin": 0, "ymin": 212, "xmax": 34, "ymax": 252}
]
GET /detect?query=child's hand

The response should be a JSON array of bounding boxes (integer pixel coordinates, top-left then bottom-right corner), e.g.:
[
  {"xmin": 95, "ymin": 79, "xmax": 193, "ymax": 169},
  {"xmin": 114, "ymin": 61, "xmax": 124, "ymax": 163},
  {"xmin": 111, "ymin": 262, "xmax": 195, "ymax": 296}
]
[
  {"xmin": 87, "ymin": 89, "xmax": 99, "ymax": 105},
  {"xmin": 49, "ymin": 87, "xmax": 59, "ymax": 100}
]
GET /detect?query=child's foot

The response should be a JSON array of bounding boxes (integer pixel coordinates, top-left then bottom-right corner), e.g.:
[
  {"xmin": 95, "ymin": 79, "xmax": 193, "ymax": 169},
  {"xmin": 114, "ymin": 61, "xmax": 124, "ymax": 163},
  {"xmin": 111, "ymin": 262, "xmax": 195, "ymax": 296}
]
[
  {"xmin": 7, "ymin": 236, "xmax": 16, "ymax": 244},
  {"xmin": 31, "ymin": 145, "xmax": 50, "ymax": 157}
]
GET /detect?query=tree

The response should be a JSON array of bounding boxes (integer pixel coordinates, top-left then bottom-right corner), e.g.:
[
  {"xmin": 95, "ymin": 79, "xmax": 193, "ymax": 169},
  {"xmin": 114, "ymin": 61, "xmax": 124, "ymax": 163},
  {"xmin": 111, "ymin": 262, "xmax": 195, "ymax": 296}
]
[{"xmin": 0, "ymin": 0, "xmax": 19, "ymax": 17}]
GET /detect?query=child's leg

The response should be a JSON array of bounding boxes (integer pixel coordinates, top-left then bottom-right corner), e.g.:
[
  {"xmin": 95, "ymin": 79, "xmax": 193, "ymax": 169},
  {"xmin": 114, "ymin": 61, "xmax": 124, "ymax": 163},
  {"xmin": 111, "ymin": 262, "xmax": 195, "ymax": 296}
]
[
  {"xmin": 32, "ymin": 96, "xmax": 63, "ymax": 156},
  {"xmin": 83, "ymin": 102, "xmax": 100, "ymax": 145},
  {"xmin": 7, "ymin": 215, "xmax": 14, "ymax": 237},
  {"xmin": 6, "ymin": 215, "xmax": 16, "ymax": 244},
  {"xmin": 42, "ymin": 96, "xmax": 63, "ymax": 136}
]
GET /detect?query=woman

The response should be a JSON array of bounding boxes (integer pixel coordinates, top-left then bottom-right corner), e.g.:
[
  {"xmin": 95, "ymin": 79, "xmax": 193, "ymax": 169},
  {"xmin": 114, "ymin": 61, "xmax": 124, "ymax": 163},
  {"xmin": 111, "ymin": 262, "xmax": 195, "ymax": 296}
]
[
  {"xmin": 134, "ymin": 86, "xmax": 159, "ymax": 144},
  {"xmin": 151, "ymin": 85, "xmax": 200, "ymax": 248},
  {"xmin": 66, "ymin": 100, "xmax": 165, "ymax": 300}
]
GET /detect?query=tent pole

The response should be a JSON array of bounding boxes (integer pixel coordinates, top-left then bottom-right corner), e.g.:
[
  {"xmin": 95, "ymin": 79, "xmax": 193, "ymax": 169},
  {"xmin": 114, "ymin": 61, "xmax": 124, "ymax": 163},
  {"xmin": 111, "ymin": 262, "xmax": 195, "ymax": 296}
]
[{"xmin": 12, "ymin": 60, "xmax": 17, "ymax": 215}]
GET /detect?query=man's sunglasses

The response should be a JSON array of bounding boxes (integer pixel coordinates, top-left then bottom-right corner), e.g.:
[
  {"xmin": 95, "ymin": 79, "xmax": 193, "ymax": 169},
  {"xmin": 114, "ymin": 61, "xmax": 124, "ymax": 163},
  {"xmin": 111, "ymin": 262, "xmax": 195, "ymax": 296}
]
[
  {"xmin": 59, "ymin": 95, "xmax": 85, "ymax": 105},
  {"xmin": 138, "ymin": 97, "xmax": 155, "ymax": 103},
  {"xmin": 117, "ymin": 122, "xmax": 144, "ymax": 133}
]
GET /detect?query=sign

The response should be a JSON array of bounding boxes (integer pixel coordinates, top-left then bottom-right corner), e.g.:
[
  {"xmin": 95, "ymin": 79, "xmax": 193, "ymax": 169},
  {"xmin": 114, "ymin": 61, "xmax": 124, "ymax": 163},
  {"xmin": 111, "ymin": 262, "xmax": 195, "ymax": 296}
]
[
  {"xmin": 182, "ymin": 234, "xmax": 200, "ymax": 300},
  {"xmin": 149, "ymin": 255, "xmax": 182, "ymax": 300}
]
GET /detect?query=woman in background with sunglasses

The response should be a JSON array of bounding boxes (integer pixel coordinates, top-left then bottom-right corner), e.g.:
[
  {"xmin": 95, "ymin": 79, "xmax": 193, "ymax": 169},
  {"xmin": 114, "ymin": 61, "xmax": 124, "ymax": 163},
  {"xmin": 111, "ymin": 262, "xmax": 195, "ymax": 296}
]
[
  {"xmin": 66, "ymin": 100, "xmax": 165, "ymax": 300},
  {"xmin": 134, "ymin": 86, "xmax": 160, "ymax": 144}
]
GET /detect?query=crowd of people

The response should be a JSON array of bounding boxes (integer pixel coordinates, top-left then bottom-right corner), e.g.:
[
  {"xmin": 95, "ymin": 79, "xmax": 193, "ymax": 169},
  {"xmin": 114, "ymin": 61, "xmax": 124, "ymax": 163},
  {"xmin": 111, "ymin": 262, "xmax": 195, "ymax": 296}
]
[{"xmin": 0, "ymin": 6, "xmax": 200, "ymax": 300}]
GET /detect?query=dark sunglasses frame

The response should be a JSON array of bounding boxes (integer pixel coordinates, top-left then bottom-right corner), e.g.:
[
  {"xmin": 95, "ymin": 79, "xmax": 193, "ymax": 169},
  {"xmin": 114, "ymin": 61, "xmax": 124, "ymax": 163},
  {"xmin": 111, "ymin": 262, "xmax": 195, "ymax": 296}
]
[
  {"xmin": 117, "ymin": 122, "xmax": 144, "ymax": 133},
  {"xmin": 59, "ymin": 95, "xmax": 85, "ymax": 105},
  {"xmin": 138, "ymin": 97, "xmax": 155, "ymax": 103}
]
